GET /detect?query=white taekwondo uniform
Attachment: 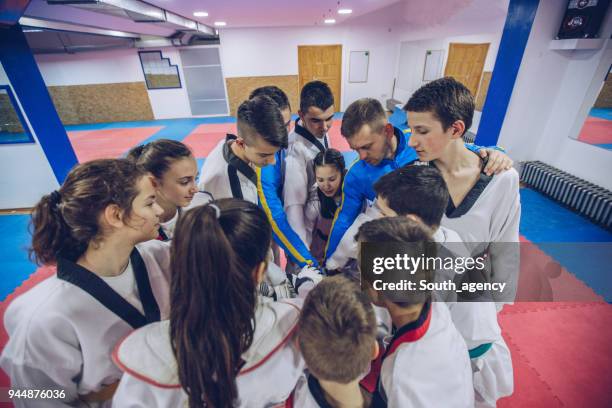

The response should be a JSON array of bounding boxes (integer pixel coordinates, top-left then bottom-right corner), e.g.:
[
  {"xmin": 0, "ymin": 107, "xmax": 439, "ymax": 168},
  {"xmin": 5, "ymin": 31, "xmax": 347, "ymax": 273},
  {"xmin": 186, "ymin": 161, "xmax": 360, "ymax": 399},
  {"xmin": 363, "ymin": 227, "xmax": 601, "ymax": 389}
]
[{"xmin": 0, "ymin": 240, "xmax": 171, "ymax": 408}]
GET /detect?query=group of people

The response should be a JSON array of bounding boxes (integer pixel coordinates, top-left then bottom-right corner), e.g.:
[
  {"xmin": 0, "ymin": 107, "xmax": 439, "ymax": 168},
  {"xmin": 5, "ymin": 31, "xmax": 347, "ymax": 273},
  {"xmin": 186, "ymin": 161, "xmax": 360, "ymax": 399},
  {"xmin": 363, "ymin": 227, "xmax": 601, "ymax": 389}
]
[{"xmin": 0, "ymin": 77, "xmax": 521, "ymax": 408}]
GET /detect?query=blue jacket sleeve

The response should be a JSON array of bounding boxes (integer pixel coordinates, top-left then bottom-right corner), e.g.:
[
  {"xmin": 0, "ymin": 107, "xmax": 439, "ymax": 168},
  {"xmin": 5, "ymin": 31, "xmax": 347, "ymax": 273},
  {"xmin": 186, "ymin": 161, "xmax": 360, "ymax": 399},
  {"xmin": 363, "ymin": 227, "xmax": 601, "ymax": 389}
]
[
  {"xmin": 256, "ymin": 159, "xmax": 318, "ymax": 268},
  {"xmin": 465, "ymin": 143, "xmax": 505, "ymax": 153},
  {"xmin": 324, "ymin": 165, "xmax": 366, "ymax": 263}
]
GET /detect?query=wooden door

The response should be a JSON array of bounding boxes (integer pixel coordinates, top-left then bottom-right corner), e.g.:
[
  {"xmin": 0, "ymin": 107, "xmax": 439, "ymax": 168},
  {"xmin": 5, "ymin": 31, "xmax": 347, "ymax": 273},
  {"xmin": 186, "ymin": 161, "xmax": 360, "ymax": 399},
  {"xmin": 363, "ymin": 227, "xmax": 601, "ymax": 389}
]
[
  {"xmin": 298, "ymin": 45, "xmax": 342, "ymax": 112},
  {"xmin": 444, "ymin": 43, "xmax": 490, "ymax": 97}
]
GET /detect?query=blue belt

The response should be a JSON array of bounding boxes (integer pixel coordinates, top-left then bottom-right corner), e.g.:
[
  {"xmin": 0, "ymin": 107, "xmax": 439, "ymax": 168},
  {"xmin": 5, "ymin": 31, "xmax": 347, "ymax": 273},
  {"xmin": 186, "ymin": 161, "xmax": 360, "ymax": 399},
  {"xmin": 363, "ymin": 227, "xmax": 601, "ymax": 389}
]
[{"xmin": 469, "ymin": 342, "xmax": 493, "ymax": 359}]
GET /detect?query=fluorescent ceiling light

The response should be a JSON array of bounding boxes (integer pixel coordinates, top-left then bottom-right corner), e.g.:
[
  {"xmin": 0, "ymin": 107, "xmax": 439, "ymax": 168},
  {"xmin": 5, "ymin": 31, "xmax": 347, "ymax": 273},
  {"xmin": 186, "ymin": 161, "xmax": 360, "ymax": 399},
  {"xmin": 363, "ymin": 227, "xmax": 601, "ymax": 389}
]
[
  {"xmin": 338, "ymin": 9, "xmax": 352, "ymax": 14},
  {"xmin": 324, "ymin": 19, "xmax": 336, "ymax": 24},
  {"xmin": 193, "ymin": 11, "xmax": 208, "ymax": 17},
  {"xmin": 214, "ymin": 21, "xmax": 226, "ymax": 26}
]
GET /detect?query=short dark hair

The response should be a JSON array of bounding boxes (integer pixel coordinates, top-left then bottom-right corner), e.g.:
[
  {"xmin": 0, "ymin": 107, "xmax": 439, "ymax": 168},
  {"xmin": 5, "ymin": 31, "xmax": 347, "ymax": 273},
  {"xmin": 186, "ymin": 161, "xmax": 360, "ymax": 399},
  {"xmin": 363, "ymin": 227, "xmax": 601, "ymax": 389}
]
[
  {"xmin": 300, "ymin": 80, "xmax": 334, "ymax": 113},
  {"xmin": 357, "ymin": 217, "xmax": 435, "ymax": 306},
  {"xmin": 249, "ymin": 86, "xmax": 290, "ymax": 111},
  {"xmin": 237, "ymin": 95, "xmax": 288, "ymax": 149},
  {"xmin": 341, "ymin": 98, "xmax": 387, "ymax": 139},
  {"xmin": 298, "ymin": 275, "xmax": 376, "ymax": 383},
  {"xmin": 403, "ymin": 77, "xmax": 474, "ymax": 134},
  {"xmin": 374, "ymin": 165, "xmax": 449, "ymax": 227}
]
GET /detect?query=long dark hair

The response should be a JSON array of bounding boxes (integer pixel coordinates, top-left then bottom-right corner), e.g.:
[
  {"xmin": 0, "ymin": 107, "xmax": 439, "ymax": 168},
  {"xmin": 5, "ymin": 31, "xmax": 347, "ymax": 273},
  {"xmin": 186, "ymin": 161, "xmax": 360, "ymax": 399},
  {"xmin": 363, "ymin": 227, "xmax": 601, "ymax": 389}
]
[
  {"xmin": 170, "ymin": 199, "xmax": 272, "ymax": 408},
  {"xmin": 29, "ymin": 159, "xmax": 147, "ymax": 264},
  {"xmin": 127, "ymin": 139, "xmax": 193, "ymax": 179},
  {"xmin": 313, "ymin": 148, "xmax": 345, "ymax": 219}
]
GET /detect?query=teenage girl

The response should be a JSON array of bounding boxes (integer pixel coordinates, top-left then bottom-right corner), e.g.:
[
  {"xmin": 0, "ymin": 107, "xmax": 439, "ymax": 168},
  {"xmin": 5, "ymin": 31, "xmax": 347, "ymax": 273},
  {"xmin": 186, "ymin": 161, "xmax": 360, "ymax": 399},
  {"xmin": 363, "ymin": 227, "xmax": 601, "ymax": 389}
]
[
  {"xmin": 0, "ymin": 159, "xmax": 171, "ymax": 407},
  {"xmin": 127, "ymin": 139, "xmax": 212, "ymax": 240},
  {"xmin": 304, "ymin": 148, "xmax": 345, "ymax": 265},
  {"xmin": 112, "ymin": 199, "xmax": 304, "ymax": 408}
]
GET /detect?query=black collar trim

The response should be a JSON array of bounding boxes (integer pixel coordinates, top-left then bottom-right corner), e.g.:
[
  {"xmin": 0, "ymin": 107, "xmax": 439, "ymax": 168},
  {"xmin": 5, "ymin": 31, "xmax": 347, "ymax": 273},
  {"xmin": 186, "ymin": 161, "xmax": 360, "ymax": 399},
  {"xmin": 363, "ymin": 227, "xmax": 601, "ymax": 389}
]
[
  {"xmin": 307, "ymin": 374, "xmax": 335, "ymax": 408},
  {"xmin": 56, "ymin": 249, "xmax": 160, "ymax": 328},
  {"xmin": 294, "ymin": 119, "xmax": 328, "ymax": 153},
  {"xmin": 223, "ymin": 134, "xmax": 257, "ymax": 186},
  {"xmin": 433, "ymin": 153, "xmax": 493, "ymax": 218}
]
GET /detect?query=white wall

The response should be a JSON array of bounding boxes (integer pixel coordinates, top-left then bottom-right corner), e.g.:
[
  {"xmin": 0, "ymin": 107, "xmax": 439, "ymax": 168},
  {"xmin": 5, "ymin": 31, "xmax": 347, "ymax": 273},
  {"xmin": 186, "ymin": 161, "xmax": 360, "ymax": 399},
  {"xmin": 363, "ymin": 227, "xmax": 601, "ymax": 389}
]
[
  {"xmin": 218, "ymin": 3, "xmax": 403, "ymax": 110},
  {"xmin": 0, "ymin": 64, "xmax": 59, "ymax": 209},
  {"xmin": 498, "ymin": 0, "xmax": 612, "ymax": 190},
  {"xmin": 35, "ymin": 48, "xmax": 192, "ymax": 120},
  {"xmin": 394, "ymin": 32, "xmax": 502, "ymax": 103}
]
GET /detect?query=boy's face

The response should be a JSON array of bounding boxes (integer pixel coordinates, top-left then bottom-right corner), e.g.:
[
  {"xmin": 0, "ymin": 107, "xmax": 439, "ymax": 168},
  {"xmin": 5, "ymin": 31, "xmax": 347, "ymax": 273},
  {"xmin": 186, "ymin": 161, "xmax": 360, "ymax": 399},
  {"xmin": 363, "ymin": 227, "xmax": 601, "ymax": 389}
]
[
  {"xmin": 299, "ymin": 105, "xmax": 335, "ymax": 138},
  {"xmin": 407, "ymin": 111, "xmax": 463, "ymax": 162},
  {"xmin": 237, "ymin": 134, "xmax": 280, "ymax": 168},
  {"xmin": 348, "ymin": 122, "xmax": 394, "ymax": 166}
]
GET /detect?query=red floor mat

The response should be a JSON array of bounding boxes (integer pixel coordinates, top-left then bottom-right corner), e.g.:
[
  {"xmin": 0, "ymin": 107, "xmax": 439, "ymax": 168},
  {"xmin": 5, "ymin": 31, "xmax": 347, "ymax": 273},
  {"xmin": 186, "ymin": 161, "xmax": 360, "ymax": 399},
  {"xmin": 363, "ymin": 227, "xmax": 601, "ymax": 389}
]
[
  {"xmin": 67, "ymin": 127, "xmax": 162, "ymax": 163},
  {"xmin": 577, "ymin": 117, "xmax": 612, "ymax": 145},
  {"xmin": 182, "ymin": 123, "xmax": 237, "ymax": 158},
  {"xmin": 499, "ymin": 302, "xmax": 612, "ymax": 407},
  {"xmin": 327, "ymin": 119, "xmax": 350, "ymax": 152}
]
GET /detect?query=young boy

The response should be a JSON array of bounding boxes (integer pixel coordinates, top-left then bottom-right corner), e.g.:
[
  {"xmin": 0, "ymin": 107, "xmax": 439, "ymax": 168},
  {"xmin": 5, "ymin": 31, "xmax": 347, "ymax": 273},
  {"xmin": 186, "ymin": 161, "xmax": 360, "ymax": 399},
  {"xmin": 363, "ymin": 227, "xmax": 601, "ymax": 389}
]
[
  {"xmin": 254, "ymin": 86, "xmax": 320, "ymax": 269},
  {"xmin": 357, "ymin": 217, "xmax": 474, "ymax": 408},
  {"xmin": 374, "ymin": 165, "xmax": 513, "ymax": 407},
  {"xmin": 198, "ymin": 95, "xmax": 287, "ymax": 203},
  {"xmin": 403, "ymin": 77, "xmax": 520, "ymax": 309},
  {"xmin": 284, "ymin": 81, "xmax": 335, "ymax": 247},
  {"xmin": 294, "ymin": 275, "xmax": 377, "ymax": 407}
]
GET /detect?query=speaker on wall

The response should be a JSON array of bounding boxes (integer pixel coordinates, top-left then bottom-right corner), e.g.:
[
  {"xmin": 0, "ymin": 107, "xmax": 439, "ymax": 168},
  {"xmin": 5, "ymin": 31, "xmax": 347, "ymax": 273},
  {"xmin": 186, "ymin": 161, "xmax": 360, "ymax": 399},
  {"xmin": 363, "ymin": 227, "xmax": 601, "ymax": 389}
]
[{"xmin": 556, "ymin": 0, "xmax": 610, "ymax": 39}]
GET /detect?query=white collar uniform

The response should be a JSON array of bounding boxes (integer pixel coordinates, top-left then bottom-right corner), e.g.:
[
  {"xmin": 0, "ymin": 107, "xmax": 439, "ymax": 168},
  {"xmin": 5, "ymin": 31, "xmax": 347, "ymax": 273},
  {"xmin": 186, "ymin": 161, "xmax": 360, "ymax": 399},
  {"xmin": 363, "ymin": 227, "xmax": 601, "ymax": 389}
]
[
  {"xmin": 365, "ymin": 301, "xmax": 474, "ymax": 408},
  {"xmin": 0, "ymin": 240, "xmax": 171, "ymax": 407},
  {"xmin": 157, "ymin": 191, "xmax": 214, "ymax": 241},
  {"xmin": 435, "ymin": 226, "xmax": 514, "ymax": 407},
  {"xmin": 112, "ymin": 300, "xmax": 305, "ymax": 408},
  {"xmin": 441, "ymin": 168, "xmax": 521, "ymax": 306},
  {"xmin": 283, "ymin": 120, "xmax": 330, "ymax": 244},
  {"xmin": 325, "ymin": 204, "xmax": 381, "ymax": 272},
  {"xmin": 198, "ymin": 134, "xmax": 258, "ymax": 204},
  {"xmin": 290, "ymin": 373, "xmax": 370, "ymax": 408}
]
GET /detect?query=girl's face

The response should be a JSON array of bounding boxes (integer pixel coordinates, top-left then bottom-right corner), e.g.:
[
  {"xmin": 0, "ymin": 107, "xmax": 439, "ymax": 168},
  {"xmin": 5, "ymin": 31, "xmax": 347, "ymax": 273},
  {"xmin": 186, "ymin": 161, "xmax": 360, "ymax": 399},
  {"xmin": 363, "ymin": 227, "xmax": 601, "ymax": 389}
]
[
  {"xmin": 126, "ymin": 175, "xmax": 164, "ymax": 241},
  {"xmin": 156, "ymin": 157, "xmax": 199, "ymax": 208},
  {"xmin": 315, "ymin": 164, "xmax": 342, "ymax": 198}
]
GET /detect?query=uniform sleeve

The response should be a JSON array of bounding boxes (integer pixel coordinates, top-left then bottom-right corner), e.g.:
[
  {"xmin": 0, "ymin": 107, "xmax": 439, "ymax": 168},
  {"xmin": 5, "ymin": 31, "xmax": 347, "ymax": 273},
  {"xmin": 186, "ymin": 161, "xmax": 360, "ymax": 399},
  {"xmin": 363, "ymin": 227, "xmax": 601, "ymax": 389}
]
[
  {"xmin": 283, "ymin": 146, "xmax": 311, "ymax": 245},
  {"xmin": 324, "ymin": 166, "xmax": 366, "ymax": 262},
  {"xmin": 1, "ymin": 317, "xmax": 84, "ymax": 407},
  {"xmin": 256, "ymin": 164, "xmax": 318, "ymax": 268},
  {"xmin": 303, "ymin": 188, "xmax": 320, "ymax": 248},
  {"xmin": 489, "ymin": 170, "xmax": 521, "ymax": 304},
  {"xmin": 325, "ymin": 206, "xmax": 379, "ymax": 270},
  {"xmin": 380, "ymin": 352, "xmax": 413, "ymax": 408}
]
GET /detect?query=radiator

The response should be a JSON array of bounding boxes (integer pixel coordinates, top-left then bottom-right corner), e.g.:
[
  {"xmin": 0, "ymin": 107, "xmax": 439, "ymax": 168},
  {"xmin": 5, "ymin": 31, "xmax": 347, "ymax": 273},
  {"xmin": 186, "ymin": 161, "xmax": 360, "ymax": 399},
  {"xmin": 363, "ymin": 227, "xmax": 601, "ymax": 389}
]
[{"xmin": 520, "ymin": 161, "xmax": 612, "ymax": 230}]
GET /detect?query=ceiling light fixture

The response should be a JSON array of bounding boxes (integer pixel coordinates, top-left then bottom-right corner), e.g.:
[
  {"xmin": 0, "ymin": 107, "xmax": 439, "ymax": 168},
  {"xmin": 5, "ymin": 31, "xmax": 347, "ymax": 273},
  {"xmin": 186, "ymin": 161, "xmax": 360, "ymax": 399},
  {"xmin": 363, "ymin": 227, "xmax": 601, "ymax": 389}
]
[
  {"xmin": 338, "ymin": 9, "xmax": 352, "ymax": 14},
  {"xmin": 214, "ymin": 21, "xmax": 226, "ymax": 26},
  {"xmin": 193, "ymin": 11, "xmax": 208, "ymax": 17},
  {"xmin": 324, "ymin": 19, "xmax": 336, "ymax": 24}
]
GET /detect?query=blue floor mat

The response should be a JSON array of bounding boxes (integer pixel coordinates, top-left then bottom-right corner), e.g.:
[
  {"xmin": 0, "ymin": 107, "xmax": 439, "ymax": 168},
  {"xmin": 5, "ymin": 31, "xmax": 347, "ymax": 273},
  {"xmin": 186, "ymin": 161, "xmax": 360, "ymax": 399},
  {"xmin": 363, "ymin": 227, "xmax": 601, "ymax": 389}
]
[
  {"xmin": 589, "ymin": 108, "xmax": 612, "ymax": 121},
  {"xmin": 519, "ymin": 188, "xmax": 612, "ymax": 301},
  {"xmin": 0, "ymin": 215, "xmax": 37, "ymax": 302}
]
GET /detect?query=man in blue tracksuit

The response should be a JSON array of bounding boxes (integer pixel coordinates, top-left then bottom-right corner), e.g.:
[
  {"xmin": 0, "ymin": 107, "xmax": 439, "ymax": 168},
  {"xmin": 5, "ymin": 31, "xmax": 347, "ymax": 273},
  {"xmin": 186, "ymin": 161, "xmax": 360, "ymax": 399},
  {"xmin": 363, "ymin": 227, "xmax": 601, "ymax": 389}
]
[{"xmin": 324, "ymin": 98, "xmax": 513, "ymax": 264}]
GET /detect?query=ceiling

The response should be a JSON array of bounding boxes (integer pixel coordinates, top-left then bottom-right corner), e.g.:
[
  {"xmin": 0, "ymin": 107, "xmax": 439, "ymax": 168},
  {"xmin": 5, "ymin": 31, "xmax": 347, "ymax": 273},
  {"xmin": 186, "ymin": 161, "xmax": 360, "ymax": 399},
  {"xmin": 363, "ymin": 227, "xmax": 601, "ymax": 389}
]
[{"xmin": 143, "ymin": 0, "xmax": 401, "ymax": 28}]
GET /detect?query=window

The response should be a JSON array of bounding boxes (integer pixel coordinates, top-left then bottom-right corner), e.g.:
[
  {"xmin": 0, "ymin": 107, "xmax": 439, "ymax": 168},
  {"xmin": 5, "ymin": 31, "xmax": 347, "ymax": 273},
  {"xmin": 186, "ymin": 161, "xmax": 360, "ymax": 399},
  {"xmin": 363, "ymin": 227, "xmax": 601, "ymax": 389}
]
[
  {"xmin": 0, "ymin": 85, "xmax": 34, "ymax": 144},
  {"xmin": 138, "ymin": 51, "xmax": 181, "ymax": 89}
]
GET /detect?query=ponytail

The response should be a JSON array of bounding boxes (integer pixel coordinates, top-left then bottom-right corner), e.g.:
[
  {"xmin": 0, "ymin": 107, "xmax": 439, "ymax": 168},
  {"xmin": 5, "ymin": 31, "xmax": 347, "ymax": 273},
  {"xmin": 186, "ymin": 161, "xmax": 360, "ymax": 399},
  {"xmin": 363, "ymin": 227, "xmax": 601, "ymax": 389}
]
[
  {"xmin": 170, "ymin": 199, "xmax": 271, "ymax": 408},
  {"xmin": 29, "ymin": 159, "xmax": 147, "ymax": 265}
]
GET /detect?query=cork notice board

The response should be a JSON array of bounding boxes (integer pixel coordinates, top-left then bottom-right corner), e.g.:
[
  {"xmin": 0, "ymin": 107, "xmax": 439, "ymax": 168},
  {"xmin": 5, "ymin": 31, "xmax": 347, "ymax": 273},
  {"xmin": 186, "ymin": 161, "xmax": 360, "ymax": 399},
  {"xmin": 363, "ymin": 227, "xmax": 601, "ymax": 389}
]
[{"xmin": 226, "ymin": 75, "xmax": 299, "ymax": 117}]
